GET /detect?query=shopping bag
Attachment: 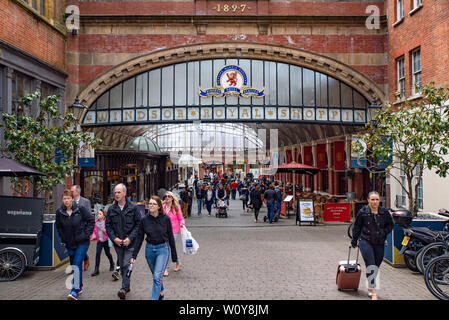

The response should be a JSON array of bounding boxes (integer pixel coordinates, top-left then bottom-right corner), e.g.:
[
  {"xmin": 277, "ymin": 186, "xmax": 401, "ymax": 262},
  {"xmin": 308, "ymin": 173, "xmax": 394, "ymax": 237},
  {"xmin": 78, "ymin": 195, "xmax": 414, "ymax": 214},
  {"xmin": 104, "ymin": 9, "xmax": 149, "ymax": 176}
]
[
  {"xmin": 108, "ymin": 238, "xmax": 113, "ymax": 247},
  {"xmin": 181, "ymin": 226, "xmax": 199, "ymax": 255}
]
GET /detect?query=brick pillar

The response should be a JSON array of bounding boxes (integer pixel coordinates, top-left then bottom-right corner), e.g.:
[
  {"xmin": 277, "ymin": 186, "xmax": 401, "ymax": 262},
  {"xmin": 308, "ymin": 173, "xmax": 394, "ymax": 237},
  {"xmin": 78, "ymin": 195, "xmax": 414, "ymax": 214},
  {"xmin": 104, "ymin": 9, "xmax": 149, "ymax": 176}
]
[{"xmin": 328, "ymin": 143, "xmax": 334, "ymax": 195}]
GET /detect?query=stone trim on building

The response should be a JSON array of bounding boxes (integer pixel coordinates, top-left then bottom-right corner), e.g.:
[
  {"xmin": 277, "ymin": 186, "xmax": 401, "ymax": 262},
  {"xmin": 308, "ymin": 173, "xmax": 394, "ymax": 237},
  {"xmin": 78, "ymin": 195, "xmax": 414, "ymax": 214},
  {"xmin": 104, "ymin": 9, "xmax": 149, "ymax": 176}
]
[{"xmin": 75, "ymin": 42, "xmax": 386, "ymax": 122}]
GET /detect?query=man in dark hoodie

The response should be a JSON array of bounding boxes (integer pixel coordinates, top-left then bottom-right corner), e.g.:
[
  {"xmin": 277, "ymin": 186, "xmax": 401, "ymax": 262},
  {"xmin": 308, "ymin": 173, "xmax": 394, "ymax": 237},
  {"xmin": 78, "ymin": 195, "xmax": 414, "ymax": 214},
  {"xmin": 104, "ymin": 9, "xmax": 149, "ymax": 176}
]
[
  {"xmin": 56, "ymin": 189, "xmax": 95, "ymax": 300},
  {"xmin": 105, "ymin": 183, "xmax": 141, "ymax": 300}
]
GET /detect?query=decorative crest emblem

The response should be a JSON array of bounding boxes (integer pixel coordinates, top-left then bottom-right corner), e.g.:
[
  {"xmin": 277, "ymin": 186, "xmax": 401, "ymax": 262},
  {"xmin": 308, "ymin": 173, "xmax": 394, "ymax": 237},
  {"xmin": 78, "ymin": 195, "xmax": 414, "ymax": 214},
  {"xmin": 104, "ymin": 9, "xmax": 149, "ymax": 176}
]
[{"xmin": 198, "ymin": 65, "xmax": 265, "ymax": 98}]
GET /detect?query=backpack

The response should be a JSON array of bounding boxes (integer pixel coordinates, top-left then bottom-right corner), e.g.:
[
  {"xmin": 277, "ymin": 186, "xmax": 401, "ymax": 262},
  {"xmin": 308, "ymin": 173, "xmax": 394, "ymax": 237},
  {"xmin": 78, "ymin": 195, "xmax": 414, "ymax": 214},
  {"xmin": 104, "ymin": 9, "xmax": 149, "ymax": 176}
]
[{"xmin": 275, "ymin": 188, "xmax": 283, "ymax": 202}]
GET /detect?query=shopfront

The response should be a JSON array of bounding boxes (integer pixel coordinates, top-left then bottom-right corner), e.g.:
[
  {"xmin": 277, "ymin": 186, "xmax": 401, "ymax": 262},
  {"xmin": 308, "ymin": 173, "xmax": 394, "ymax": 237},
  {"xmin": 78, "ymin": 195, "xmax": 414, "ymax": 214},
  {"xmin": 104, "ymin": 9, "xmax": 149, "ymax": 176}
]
[{"xmin": 80, "ymin": 149, "xmax": 178, "ymax": 205}]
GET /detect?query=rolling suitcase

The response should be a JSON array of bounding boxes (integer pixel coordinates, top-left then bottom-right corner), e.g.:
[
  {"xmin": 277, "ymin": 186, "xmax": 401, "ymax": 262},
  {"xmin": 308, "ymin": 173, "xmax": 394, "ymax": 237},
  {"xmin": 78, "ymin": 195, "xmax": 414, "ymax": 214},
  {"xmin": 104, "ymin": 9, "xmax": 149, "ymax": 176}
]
[{"xmin": 336, "ymin": 246, "xmax": 361, "ymax": 291}]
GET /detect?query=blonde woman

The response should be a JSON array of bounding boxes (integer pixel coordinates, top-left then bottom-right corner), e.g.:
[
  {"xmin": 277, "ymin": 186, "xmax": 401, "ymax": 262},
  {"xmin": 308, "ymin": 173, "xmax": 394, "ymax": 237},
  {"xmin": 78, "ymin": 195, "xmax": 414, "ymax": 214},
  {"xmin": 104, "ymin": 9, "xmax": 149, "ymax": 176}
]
[{"xmin": 162, "ymin": 191, "xmax": 185, "ymax": 276}]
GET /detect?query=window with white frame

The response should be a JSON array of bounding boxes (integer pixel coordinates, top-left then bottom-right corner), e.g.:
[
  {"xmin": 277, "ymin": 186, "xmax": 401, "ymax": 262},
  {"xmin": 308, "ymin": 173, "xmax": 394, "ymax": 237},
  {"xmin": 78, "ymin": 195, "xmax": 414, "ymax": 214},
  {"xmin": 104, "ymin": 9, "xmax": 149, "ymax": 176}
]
[
  {"xmin": 416, "ymin": 164, "xmax": 423, "ymax": 210},
  {"xmin": 396, "ymin": 56, "xmax": 405, "ymax": 98},
  {"xmin": 398, "ymin": 162, "xmax": 407, "ymax": 207},
  {"xmin": 413, "ymin": 0, "xmax": 422, "ymax": 9},
  {"xmin": 397, "ymin": 0, "xmax": 404, "ymax": 20},
  {"xmin": 411, "ymin": 48, "xmax": 422, "ymax": 95}
]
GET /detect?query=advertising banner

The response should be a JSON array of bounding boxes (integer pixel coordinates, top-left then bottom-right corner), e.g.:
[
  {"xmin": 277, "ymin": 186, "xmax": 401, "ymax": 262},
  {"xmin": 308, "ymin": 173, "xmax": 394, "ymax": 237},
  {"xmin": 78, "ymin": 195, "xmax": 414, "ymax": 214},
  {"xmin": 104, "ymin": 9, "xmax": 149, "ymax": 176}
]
[
  {"xmin": 298, "ymin": 199, "xmax": 315, "ymax": 222},
  {"xmin": 79, "ymin": 132, "xmax": 95, "ymax": 167},
  {"xmin": 0, "ymin": 196, "xmax": 45, "ymax": 235},
  {"xmin": 351, "ymin": 136, "xmax": 367, "ymax": 168},
  {"xmin": 323, "ymin": 203, "xmax": 351, "ymax": 222}
]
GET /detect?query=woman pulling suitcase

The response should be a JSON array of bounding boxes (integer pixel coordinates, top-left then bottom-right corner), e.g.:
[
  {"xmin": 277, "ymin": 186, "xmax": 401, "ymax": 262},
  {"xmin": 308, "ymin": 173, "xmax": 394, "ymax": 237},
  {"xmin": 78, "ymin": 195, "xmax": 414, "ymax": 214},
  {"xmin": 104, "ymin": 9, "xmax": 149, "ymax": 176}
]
[{"xmin": 351, "ymin": 191, "xmax": 394, "ymax": 300}]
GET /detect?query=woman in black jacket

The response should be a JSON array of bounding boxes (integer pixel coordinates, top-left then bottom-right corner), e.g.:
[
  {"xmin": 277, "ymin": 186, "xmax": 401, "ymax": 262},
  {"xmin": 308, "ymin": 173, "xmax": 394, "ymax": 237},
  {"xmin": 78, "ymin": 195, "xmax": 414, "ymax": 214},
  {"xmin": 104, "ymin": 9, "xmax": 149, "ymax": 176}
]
[
  {"xmin": 351, "ymin": 191, "xmax": 393, "ymax": 300},
  {"xmin": 249, "ymin": 186, "xmax": 263, "ymax": 222},
  {"xmin": 55, "ymin": 189, "xmax": 95, "ymax": 300},
  {"xmin": 131, "ymin": 195, "xmax": 178, "ymax": 300}
]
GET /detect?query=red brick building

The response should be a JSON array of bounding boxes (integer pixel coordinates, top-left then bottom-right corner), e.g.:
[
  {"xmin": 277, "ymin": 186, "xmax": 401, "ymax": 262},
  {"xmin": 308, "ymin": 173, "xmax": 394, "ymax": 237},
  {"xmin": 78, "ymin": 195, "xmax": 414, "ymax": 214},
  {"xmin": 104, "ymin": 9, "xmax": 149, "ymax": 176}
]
[
  {"xmin": 387, "ymin": 0, "xmax": 449, "ymax": 212},
  {"xmin": 0, "ymin": 0, "xmax": 67, "ymax": 197},
  {"xmin": 388, "ymin": 0, "xmax": 449, "ymax": 102},
  {"xmin": 64, "ymin": 0, "xmax": 388, "ymax": 202}
]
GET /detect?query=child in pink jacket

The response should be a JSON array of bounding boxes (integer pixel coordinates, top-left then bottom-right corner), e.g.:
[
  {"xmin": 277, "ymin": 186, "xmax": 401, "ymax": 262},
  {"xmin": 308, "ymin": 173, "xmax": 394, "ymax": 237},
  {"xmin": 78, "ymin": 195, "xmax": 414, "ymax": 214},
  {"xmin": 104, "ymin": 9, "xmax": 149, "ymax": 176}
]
[
  {"xmin": 162, "ymin": 191, "xmax": 185, "ymax": 276},
  {"xmin": 90, "ymin": 209, "xmax": 115, "ymax": 276}
]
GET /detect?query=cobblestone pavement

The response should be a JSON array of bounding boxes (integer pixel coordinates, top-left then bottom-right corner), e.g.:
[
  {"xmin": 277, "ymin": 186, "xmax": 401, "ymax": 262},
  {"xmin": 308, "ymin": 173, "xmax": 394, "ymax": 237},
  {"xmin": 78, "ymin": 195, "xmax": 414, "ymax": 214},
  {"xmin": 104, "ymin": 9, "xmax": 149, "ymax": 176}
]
[{"xmin": 0, "ymin": 198, "xmax": 436, "ymax": 300}]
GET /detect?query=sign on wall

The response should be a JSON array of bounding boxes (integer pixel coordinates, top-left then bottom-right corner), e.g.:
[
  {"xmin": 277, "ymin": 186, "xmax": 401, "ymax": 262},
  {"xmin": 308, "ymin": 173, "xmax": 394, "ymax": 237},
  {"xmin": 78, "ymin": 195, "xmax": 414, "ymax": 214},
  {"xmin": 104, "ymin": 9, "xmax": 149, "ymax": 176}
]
[
  {"xmin": 199, "ymin": 65, "xmax": 265, "ymax": 98},
  {"xmin": 82, "ymin": 60, "xmax": 369, "ymax": 127}
]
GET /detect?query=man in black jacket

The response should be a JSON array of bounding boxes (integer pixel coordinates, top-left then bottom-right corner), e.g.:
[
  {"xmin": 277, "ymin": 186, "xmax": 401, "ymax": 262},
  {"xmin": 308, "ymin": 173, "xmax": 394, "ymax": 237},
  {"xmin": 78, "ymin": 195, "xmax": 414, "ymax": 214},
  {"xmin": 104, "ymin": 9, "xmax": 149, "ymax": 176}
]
[
  {"xmin": 264, "ymin": 184, "xmax": 276, "ymax": 224},
  {"xmin": 105, "ymin": 183, "xmax": 141, "ymax": 300}
]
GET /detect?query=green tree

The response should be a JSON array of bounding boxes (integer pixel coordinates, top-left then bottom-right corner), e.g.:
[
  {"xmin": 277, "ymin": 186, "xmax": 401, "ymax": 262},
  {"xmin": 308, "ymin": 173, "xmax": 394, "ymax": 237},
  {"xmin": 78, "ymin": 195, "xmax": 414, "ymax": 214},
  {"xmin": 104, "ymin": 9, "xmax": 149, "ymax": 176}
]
[
  {"xmin": 356, "ymin": 83, "xmax": 449, "ymax": 215},
  {"xmin": 1, "ymin": 91, "xmax": 101, "ymax": 211}
]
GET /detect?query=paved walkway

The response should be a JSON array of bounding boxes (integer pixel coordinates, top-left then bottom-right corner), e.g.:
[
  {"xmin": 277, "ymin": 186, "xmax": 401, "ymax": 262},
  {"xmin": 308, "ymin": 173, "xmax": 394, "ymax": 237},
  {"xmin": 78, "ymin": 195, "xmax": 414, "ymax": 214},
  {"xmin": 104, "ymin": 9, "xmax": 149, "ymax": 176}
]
[{"xmin": 0, "ymin": 198, "xmax": 436, "ymax": 300}]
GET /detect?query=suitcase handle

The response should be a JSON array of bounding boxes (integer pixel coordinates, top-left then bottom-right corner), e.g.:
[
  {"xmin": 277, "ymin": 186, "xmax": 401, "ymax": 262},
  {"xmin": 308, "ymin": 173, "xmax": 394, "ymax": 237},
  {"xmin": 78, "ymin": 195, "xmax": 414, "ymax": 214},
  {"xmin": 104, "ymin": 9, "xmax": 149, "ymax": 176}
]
[{"xmin": 347, "ymin": 246, "xmax": 360, "ymax": 265}]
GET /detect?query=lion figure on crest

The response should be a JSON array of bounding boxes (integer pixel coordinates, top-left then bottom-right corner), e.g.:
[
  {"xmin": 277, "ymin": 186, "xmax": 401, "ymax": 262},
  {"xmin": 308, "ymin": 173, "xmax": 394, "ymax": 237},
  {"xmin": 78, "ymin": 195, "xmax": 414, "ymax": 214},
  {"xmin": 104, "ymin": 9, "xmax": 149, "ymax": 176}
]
[{"xmin": 226, "ymin": 71, "xmax": 238, "ymax": 87}]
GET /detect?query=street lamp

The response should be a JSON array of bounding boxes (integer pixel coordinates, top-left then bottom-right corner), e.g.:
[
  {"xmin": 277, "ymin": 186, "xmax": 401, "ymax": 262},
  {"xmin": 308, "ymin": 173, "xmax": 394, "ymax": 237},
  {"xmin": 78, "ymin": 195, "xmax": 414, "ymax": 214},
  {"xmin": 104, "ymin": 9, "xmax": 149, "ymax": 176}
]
[
  {"xmin": 367, "ymin": 97, "xmax": 382, "ymax": 191},
  {"xmin": 68, "ymin": 96, "xmax": 87, "ymax": 185},
  {"xmin": 368, "ymin": 97, "xmax": 382, "ymax": 127}
]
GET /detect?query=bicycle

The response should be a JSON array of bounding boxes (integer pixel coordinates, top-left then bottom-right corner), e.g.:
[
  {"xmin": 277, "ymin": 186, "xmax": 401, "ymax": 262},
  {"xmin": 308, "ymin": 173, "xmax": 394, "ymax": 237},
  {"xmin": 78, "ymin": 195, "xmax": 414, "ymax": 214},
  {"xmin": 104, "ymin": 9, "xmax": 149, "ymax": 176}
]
[
  {"xmin": 416, "ymin": 237, "xmax": 449, "ymax": 274},
  {"xmin": 424, "ymin": 239, "xmax": 449, "ymax": 300}
]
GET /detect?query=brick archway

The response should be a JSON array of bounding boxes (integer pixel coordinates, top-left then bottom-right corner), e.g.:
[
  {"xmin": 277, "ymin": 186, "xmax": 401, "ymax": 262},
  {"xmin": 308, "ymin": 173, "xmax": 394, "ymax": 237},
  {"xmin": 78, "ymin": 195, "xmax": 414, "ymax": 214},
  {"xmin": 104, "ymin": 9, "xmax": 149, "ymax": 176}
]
[{"xmin": 76, "ymin": 42, "xmax": 385, "ymax": 122}]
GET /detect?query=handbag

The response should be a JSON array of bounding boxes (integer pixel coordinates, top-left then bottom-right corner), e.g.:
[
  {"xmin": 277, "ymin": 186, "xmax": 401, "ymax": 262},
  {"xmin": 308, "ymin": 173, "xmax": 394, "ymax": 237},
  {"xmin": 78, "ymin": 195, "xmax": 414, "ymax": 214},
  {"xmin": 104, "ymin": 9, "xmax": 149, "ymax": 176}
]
[{"xmin": 239, "ymin": 194, "xmax": 247, "ymax": 201}]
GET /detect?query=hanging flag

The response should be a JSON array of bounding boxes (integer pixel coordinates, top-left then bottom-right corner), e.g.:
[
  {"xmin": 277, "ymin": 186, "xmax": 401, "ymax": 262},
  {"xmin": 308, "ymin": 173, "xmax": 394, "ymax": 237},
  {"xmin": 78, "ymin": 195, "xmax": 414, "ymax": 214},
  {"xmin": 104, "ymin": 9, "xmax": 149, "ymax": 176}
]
[
  {"xmin": 376, "ymin": 136, "xmax": 393, "ymax": 169},
  {"xmin": 316, "ymin": 144, "xmax": 327, "ymax": 169},
  {"xmin": 334, "ymin": 141, "xmax": 345, "ymax": 171},
  {"xmin": 79, "ymin": 132, "xmax": 95, "ymax": 167},
  {"xmin": 295, "ymin": 148, "xmax": 301, "ymax": 163},
  {"xmin": 286, "ymin": 150, "xmax": 292, "ymax": 163},
  {"xmin": 303, "ymin": 146, "xmax": 313, "ymax": 166},
  {"xmin": 351, "ymin": 136, "xmax": 367, "ymax": 168}
]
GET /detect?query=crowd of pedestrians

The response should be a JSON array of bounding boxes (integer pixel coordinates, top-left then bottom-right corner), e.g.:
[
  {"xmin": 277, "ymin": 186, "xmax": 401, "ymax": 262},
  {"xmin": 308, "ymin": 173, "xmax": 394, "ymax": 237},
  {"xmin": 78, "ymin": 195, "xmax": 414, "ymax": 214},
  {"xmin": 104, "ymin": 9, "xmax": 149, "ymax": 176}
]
[
  {"xmin": 55, "ymin": 184, "xmax": 186, "ymax": 301},
  {"xmin": 54, "ymin": 177, "xmax": 393, "ymax": 301},
  {"xmin": 54, "ymin": 175, "xmax": 298, "ymax": 301},
  {"xmin": 180, "ymin": 172, "xmax": 298, "ymax": 224}
]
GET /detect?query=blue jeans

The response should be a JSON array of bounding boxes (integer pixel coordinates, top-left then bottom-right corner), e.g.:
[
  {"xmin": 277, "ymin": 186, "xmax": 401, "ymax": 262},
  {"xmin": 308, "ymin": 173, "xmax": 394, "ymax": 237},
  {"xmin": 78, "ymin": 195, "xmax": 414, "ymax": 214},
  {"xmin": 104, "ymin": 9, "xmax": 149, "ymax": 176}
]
[
  {"xmin": 145, "ymin": 242, "xmax": 170, "ymax": 300},
  {"xmin": 358, "ymin": 239, "xmax": 384, "ymax": 288},
  {"xmin": 205, "ymin": 200, "xmax": 213, "ymax": 215},
  {"xmin": 276, "ymin": 201, "xmax": 282, "ymax": 217},
  {"xmin": 67, "ymin": 244, "xmax": 90, "ymax": 293},
  {"xmin": 267, "ymin": 202, "xmax": 275, "ymax": 223},
  {"xmin": 231, "ymin": 189, "xmax": 236, "ymax": 200},
  {"xmin": 114, "ymin": 245, "xmax": 134, "ymax": 291},
  {"xmin": 197, "ymin": 199, "xmax": 203, "ymax": 214}
]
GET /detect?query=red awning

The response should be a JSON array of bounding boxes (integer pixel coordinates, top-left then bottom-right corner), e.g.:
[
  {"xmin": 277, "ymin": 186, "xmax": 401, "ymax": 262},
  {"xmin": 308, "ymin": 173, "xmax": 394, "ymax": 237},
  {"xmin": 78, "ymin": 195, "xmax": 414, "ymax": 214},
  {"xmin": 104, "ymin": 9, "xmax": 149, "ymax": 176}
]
[{"xmin": 262, "ymin": 162, "xmax": 320, "ymax": 176}]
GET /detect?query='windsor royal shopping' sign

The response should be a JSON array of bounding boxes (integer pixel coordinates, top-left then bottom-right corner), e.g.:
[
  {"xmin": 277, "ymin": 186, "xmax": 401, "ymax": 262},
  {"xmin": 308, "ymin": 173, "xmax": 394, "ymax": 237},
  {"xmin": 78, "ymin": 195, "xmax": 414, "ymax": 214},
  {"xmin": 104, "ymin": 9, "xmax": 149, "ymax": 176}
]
[{"xmin": 82, "ymin": 64, "xmax": 367, "ymax": 126}]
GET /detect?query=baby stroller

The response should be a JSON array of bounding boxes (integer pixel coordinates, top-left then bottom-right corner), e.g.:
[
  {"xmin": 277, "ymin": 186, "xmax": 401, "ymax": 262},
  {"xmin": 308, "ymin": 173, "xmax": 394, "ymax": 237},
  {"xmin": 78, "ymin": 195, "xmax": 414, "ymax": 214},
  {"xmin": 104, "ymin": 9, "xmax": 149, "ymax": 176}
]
[{"xmin": 215, "ymin": 199, "xmax": 228, "ymax": 218}]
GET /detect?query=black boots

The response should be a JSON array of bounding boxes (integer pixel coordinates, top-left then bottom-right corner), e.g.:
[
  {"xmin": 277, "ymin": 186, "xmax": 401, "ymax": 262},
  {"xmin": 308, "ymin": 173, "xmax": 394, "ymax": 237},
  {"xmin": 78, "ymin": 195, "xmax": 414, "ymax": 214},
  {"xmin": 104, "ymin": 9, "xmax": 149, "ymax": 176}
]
[
  {"xmin": 109, "ymin": 263, "xmax": 115, "ymax": 271},
  {"xmin": 91, "ymin": 268, "xmax": 99, "ymax": 276}
]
